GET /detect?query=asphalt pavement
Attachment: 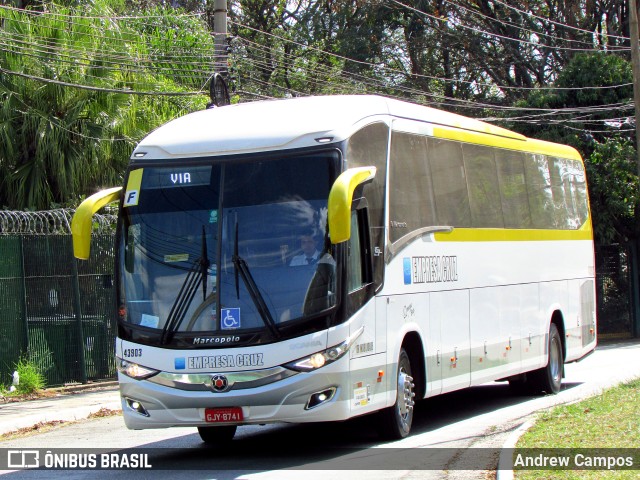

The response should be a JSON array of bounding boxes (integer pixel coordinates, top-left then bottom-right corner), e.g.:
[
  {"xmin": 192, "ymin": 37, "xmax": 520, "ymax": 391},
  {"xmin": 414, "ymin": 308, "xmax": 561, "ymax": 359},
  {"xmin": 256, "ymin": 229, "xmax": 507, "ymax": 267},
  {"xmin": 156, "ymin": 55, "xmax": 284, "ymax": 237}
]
[{"xmin": 1, "ymin": 340, "xmax": 638, "ymax": 478}]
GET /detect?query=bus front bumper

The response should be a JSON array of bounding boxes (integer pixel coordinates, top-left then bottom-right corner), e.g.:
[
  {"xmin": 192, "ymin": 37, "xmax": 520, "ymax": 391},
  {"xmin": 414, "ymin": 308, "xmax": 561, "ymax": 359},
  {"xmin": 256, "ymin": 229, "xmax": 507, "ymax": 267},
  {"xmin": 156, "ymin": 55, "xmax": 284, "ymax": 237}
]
[{"xmin": 118, "ymin": 362, "xmax": 355, "ymax": 429}]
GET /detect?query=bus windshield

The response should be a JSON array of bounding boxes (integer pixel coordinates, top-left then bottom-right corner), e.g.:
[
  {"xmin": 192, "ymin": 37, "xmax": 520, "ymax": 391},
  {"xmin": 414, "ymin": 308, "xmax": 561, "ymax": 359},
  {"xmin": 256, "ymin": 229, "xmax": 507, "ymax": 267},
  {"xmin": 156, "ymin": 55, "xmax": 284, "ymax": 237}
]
[{"xmin": 118, "ymin": 150, "xmax": 340, "ymax": 345}]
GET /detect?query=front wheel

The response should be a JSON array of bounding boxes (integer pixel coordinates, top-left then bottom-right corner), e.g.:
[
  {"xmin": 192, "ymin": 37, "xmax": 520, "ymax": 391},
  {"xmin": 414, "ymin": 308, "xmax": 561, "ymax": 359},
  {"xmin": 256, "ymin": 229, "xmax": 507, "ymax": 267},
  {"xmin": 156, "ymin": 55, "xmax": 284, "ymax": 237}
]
[
  {"xmin": 377, "ymin": 348, "xmax": 415, "ymax": 440},
  {"xmin": 528, "ymin": 323, "xmax": 564, "ymax": 394},
  {"xmin": 197, "ymin": 425, "xmax": 237, "ymax": 446}
]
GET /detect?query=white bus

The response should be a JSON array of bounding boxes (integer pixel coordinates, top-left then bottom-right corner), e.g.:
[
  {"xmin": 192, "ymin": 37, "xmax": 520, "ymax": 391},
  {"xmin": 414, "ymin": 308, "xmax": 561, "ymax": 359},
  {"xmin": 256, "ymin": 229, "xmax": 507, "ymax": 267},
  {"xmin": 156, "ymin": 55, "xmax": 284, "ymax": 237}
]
[{"xmin": 72, "ymin": 95, "xmax": 597, "ymax": 443}]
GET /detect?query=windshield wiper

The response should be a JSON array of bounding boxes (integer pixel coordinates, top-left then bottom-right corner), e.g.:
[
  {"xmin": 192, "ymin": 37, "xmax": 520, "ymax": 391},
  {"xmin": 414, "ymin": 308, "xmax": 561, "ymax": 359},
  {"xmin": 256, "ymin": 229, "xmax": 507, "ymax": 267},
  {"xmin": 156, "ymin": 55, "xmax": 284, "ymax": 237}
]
[
  {"xmin": 200, "ymin": 226, "xmax": 210, "ymax": 301},
  {"xmin": 232, "ymin": 221, "xmax": 281, "ymax": 339},
  {"xmin": 160, "ymin": 227, "xmax": 210, "ymax": 345}
]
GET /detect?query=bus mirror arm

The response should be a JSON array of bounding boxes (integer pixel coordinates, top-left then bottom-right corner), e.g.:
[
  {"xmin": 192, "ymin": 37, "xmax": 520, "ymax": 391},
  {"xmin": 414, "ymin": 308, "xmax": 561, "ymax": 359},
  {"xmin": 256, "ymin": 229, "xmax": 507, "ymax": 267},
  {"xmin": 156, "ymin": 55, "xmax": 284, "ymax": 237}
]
[
  {"xmin": 328, "ymin": 167, "xmax": 376, "ymax": 244},
  {"xmin": 71, "ymin": 187, "xmax": 122, "ymax": 260}
]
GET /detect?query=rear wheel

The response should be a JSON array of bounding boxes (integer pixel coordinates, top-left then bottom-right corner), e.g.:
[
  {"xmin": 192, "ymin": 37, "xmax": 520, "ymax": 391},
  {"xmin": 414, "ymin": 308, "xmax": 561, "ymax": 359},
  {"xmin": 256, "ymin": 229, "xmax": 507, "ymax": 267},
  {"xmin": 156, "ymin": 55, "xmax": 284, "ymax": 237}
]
[
  {"xmin": 528, "ymin": 323, "xmax": 564, "ymax": 394},
  {"xmin": 197, "ymin": 425, "xmax": 237, "ymax": 446},
  {"xmin": 377, "ymin": 348, "xmax": 415, "ymax": 440}
]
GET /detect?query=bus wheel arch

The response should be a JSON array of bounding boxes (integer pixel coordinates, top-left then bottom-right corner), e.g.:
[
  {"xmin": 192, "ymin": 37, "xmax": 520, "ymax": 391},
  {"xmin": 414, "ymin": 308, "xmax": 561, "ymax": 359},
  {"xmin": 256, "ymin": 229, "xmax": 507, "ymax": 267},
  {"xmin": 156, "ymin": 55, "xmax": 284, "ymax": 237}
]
[
  {"xmin": 401, "ymin": 332, "xmax": 426, "ymax": 400},
  {"xmin": 377, "ymin": 332, "xmax": 424, "ymax": 439},
  {"xmin": 529, "ymin": 314, "xmax": 565, "ymax": 394}
]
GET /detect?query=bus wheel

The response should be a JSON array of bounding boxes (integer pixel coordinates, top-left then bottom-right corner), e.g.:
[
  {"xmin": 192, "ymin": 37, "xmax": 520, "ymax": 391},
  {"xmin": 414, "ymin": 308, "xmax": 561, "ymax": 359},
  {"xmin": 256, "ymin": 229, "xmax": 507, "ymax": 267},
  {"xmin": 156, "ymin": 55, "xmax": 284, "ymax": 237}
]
[
  {"xmin": 529, "ymin": 323, "xmax": 563, "ymax": 394},
  {"xmin": 377, "ymin": 348, "xmax": 415, "ymax": 439},
  {"xmin": 197, "ymin": 425, "xmax": 237, "ymax": 446}
]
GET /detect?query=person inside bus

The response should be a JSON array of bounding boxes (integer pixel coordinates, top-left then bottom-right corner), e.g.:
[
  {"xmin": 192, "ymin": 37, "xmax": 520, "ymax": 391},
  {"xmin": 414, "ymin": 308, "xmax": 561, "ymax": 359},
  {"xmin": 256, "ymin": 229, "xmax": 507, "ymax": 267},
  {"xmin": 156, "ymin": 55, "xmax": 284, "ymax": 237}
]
[{"xmin": 289, "ymin": 229, "xmax": 321, "ymax": 266}]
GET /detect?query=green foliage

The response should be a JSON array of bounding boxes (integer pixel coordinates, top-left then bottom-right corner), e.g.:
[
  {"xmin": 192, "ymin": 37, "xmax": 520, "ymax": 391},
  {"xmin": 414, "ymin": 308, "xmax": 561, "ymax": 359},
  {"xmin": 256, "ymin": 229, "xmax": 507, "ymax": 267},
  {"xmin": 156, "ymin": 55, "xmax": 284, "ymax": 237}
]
[
  {"xmin": 0, "ymin": 1, "xmax": 639, "ymax": 248},
  {"xmin": 508, "ymin": 53, "xmax": 633, "ymax": 152},
  {"xmin": 556, "ymin": 53, "xmax": 633, "ymax": 108},
  {"xmin": 0, "ymin": 0, "xmax": 210, "ymax": 210},
  {"xmin": 14, "ymin": 356, "xmax": 46, "ymax": 395},
  {"xmin": 515, "ymin": 379, "xmax": 640, "ymax": 479},
  {"xmin": 506, "ymin": 53, "xmax": 636, "ymax": 244},
  {"xmin": 585, "ymin": 139, "xmax": 638, "ymax": 244}
]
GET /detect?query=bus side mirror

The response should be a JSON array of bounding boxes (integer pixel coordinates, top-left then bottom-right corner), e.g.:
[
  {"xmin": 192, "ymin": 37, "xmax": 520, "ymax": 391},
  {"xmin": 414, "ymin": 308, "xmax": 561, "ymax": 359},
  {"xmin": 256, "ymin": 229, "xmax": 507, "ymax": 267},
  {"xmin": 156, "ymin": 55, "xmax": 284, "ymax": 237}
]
[
  {"xmin": 71, "ymin": 187, "xmax": 122, "ymax": 260},
  {"xmin": 327, "ymin": 167, "xmax": 376, "ymax": 244}
]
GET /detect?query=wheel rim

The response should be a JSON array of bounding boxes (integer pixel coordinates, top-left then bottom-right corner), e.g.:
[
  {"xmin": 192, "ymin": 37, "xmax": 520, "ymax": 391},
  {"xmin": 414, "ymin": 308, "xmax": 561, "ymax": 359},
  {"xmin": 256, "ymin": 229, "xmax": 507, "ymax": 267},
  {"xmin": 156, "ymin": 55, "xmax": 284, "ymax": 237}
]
[
  {"xmin": 550, "ymin": 335, "xmax": 562, "ymax": 384},
  {"xmin": 396, "ymin": 366, "xmax": 415, "ymax": 429}
]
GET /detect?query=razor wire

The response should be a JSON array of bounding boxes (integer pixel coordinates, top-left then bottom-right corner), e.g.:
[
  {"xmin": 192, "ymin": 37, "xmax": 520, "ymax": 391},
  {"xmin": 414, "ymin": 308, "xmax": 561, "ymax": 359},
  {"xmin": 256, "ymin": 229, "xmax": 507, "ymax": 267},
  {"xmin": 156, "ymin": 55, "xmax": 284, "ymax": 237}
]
[{"xmin": 0, "ymin": 208, "xmax": 117, "ymax": 235}]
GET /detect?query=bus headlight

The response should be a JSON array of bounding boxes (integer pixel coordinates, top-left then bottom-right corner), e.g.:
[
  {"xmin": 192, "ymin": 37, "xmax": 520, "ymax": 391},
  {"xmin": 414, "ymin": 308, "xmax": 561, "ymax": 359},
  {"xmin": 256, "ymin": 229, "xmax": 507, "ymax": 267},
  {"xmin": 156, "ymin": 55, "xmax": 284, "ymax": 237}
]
[
  {"xmin": 284, "ymin": 326, "xmax": 364, "ymax": 372},
  {"xmin": 117, "ymin": 358, "xmax": 159, "ymax": 380}
]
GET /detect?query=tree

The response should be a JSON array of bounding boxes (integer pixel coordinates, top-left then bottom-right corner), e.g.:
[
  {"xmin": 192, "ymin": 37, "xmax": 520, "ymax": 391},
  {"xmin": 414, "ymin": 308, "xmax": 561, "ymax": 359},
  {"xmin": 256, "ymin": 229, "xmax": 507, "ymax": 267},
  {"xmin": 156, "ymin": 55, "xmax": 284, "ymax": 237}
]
[
  {"xmin": 0, "ymin": 0, "xmax": 210, "ymax": 209},
  {"xmin": 507, "ymin": 53, "xmax": 633, "ymax": 153},
  {"xmin": 585, "ymin": 139, "xmax": 638, "ymax": 244},
  {"xmin": 505, "ymin": 53, "xmax": 635, "ymax": 245}
]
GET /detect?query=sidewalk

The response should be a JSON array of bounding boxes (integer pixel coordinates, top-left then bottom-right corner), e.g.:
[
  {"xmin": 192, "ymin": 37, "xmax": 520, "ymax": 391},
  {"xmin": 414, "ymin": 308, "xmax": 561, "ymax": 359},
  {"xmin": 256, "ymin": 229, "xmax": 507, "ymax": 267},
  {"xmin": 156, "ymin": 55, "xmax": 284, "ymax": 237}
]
[{"xmin": 0, "ymin": 382, "xmax": 121, "ymax": 436}]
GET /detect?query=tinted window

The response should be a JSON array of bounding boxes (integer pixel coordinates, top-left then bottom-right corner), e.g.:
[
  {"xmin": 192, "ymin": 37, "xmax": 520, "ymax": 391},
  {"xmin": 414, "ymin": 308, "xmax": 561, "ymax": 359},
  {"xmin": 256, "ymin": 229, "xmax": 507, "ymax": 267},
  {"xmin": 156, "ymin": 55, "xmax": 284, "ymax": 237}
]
[
  {"xmin": 389, "ymin": 132, "xmax": 437, "ymax": 243},
  {"xmin": 463, "ymin": 144, "xmax": 503, "ymax": 228},
  {"xmin": 427, "ymin": 138, "xmax": 472, "ymax": 227}
]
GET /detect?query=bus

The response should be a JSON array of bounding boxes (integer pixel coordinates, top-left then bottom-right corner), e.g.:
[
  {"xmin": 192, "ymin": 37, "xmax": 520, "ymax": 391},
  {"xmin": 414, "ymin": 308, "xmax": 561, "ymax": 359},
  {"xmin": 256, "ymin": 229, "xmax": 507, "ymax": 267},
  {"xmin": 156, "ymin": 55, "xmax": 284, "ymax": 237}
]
[{"xmin": 72, "ymin": 95, "xmax": 597, "ymax": 443}]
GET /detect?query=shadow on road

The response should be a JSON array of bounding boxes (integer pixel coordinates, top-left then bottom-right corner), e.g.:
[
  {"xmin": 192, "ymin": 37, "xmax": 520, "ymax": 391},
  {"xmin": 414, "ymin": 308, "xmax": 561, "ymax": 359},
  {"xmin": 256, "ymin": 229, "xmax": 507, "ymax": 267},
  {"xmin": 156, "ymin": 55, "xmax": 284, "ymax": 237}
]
[
  {"xmin": 0, "ymin": 380, "xmax": 587, "ymax": 479},
  {"xmin": 106, "ymin": 381, "xmax": 584, "ymax": 472}
]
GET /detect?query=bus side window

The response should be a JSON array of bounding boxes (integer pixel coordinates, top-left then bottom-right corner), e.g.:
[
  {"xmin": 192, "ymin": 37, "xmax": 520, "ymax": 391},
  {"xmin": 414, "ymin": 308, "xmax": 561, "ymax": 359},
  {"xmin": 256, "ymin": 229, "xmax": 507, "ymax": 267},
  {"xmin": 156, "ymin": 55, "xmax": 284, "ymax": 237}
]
[
  {"xmin": 346, "ymin": 205, "xmax": 374, "ymax": 314},
  {"xmin": 347, "ymin": 210, "xmax": 364, "ymax": 292}
]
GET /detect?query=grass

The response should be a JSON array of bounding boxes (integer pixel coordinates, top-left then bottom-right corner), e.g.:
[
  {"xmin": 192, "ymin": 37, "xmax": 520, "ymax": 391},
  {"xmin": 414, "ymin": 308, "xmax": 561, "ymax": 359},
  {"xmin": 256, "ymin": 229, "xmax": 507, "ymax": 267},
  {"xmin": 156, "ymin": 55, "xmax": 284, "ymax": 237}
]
[
  {"xmin": 14, "ymin": 357, "xmax": 46, "ymax": 394},
  {"xmin": 0, "ymin": 357, "xmax": 47, "ymax": 398},
  {"xmin": 513, "ymin": 378, "xmax": 640, "ymax": 479}
]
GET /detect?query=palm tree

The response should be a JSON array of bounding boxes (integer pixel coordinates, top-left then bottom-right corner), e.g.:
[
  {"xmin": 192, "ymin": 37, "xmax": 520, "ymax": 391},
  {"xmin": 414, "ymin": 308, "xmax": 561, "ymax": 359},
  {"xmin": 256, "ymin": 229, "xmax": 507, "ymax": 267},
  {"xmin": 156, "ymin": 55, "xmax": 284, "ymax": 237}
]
[{"xmin": 0, "ymin": 0, "xmax": 210, "ymax": 209}]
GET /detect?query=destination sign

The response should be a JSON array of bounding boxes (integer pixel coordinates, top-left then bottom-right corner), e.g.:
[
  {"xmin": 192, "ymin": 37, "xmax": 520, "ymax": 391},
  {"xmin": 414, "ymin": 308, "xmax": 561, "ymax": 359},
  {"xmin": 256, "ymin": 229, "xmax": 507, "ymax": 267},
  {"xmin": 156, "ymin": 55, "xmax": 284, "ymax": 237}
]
[{"xmin": 141, "ymin": 166, "xmax": 212, "ymax": 189}]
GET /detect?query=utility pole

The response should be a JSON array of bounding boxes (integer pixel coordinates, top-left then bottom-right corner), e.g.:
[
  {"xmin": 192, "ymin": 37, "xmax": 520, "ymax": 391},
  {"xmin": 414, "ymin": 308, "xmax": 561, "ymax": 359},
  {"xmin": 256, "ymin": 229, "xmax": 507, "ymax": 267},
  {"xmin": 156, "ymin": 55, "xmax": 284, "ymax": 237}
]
[
  {"xmin": 213, "ymin": 0, "xmax": 228, "ymax": 77},
  {"xmin": 629, "ymin": 0, "xmax": 640, "ymax": 338},
  {"xmin": 630, "ymin": 0, "xmax": 640, "ymax": 178},
  {"xmin": 208, "ymin": 0, "xmax": 230, "ymax": 107}
]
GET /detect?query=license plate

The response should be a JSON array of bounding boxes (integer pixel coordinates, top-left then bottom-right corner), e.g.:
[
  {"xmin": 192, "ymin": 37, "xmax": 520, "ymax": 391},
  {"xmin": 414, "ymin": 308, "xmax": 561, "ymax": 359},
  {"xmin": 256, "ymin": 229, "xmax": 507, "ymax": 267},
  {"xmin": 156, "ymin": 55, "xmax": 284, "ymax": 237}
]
[{"xmin": 204, "ymin": 407, "xmax": 243, "ymax": 423}]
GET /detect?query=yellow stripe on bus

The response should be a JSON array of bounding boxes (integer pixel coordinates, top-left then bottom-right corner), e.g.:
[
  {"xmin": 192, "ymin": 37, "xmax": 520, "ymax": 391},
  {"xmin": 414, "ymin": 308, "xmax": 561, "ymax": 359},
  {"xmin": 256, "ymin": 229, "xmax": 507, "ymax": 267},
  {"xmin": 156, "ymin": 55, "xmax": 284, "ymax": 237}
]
[
  {"xmin": 432, "ymin": 126, "xmax": 583, "ymax": 161},
  {"xmin": 433, "ymin": 222, "xmax": 593, "ymax": 242}
]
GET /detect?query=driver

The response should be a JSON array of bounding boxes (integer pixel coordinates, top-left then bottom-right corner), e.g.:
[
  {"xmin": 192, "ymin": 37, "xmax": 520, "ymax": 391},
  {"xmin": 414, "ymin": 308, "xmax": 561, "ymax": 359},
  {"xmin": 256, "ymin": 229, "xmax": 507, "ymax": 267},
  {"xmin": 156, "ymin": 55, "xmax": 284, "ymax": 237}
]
[{"xmin": 289, "ymin": 230, "xmax": 321, "ymax": 266}]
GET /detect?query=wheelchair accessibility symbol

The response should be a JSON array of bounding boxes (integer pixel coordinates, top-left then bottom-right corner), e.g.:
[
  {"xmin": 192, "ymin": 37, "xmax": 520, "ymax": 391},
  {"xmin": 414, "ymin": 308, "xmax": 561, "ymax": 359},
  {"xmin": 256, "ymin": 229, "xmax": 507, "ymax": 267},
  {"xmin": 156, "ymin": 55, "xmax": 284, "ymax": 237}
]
[{"xmin": 221, "ymin": 308, "xmax": 241, "ymax": 330}]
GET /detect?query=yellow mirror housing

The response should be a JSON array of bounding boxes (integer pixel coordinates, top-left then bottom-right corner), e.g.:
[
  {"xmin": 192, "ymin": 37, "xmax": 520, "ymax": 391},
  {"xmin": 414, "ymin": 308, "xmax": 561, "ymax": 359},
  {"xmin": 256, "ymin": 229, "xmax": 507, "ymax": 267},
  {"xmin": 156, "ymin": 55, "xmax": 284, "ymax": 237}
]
[
  {"xmin": 72, "ymin": 187, "xmax": 122, "ymax": 260},
  {"xmin": 328, "ymin": 167, "xmax": 376, "ymax": 244}
]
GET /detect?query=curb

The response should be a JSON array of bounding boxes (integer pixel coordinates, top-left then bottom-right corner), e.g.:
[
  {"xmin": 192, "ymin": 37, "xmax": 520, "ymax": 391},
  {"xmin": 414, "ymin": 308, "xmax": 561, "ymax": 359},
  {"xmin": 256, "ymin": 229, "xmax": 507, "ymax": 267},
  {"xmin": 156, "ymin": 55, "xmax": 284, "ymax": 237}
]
[
  {"xmin": 1, "ymin": 381, "xmax": 119, "ymax": 405},
  {"xmin": 50, "ymin": 381, "xmax": 119, "ymax": 395},
  {"xmin": 496, "ymin": 419, "xmax": 534, "ymax": 480}
]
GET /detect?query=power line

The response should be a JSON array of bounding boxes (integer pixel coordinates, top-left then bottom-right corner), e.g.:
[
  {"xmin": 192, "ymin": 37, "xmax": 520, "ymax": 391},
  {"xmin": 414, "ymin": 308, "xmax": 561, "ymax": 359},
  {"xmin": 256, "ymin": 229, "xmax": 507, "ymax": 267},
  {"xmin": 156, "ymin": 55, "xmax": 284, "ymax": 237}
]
[
  {"xmin": 390, "ymin": 0, "xmax": 628, "ymax": 53},
  {"xmin": 231, "ymin": 20, "xmax": 633, "ymax": 92},
  {"xmin": 491, "ymin": 0, "xmax": 630, "ymax": 42},
  {"xmin": 440, "ymin": 0, "xmax": 628, "ymax": 48},
  {"xmin": 0, "ymin": 67, "xmax": 204, "ymax": 96},
  {"xmin": 2, "ymin": 4, "xmax": 633, "ymax": 95},
  {"xmin": 1, "ymin": 4, "xmax": 636, "ymax": 125}
]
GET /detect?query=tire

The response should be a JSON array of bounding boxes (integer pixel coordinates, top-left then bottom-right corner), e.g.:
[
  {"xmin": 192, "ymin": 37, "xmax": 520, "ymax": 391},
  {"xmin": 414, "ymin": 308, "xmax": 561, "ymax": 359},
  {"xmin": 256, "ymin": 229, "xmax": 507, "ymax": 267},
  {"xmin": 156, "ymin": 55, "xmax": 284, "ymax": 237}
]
[
  {"xmin": 197, "ymin": 425, "xmax": 237, "ymax": 446},
  {"xmin": 528, "ymin": 323, "xmax": 564, "ymax": 394},
  {"xmin": 377, "ymin": 348, "xmax": 415, "ymax": 440}
]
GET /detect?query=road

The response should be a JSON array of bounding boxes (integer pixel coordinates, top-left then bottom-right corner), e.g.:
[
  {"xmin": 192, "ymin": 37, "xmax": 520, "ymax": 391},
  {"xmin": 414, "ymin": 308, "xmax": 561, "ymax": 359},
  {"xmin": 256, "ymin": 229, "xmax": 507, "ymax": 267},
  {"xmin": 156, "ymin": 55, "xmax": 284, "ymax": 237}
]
[{"xmin": 0, "ymin": 340, "xmax": 638, "ymax": 480}]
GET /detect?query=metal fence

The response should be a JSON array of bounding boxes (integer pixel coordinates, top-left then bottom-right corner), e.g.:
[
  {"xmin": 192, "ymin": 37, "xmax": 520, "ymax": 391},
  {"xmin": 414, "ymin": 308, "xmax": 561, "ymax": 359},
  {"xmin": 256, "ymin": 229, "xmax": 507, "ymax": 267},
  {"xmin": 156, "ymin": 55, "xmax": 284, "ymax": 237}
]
[
  {"xmin": 0, "ymin": 209, "xmax": 636, "ymax": 388},
  {"xmin": 595, "ymin": 244, "xmax": 635, "ymax": 339},
  {"xmin": 0, "ymin": 210, "xmax": 117, "ymax": 388}
]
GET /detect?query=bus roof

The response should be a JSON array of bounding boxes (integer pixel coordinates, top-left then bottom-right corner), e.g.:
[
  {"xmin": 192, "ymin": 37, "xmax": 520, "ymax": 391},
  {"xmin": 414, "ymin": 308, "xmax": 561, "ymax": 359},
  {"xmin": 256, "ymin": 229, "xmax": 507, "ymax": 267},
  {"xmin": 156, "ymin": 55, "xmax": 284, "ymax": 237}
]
[{"xmin": 133, "ymin": 95, "xmax": 580, "ymax": 160}]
